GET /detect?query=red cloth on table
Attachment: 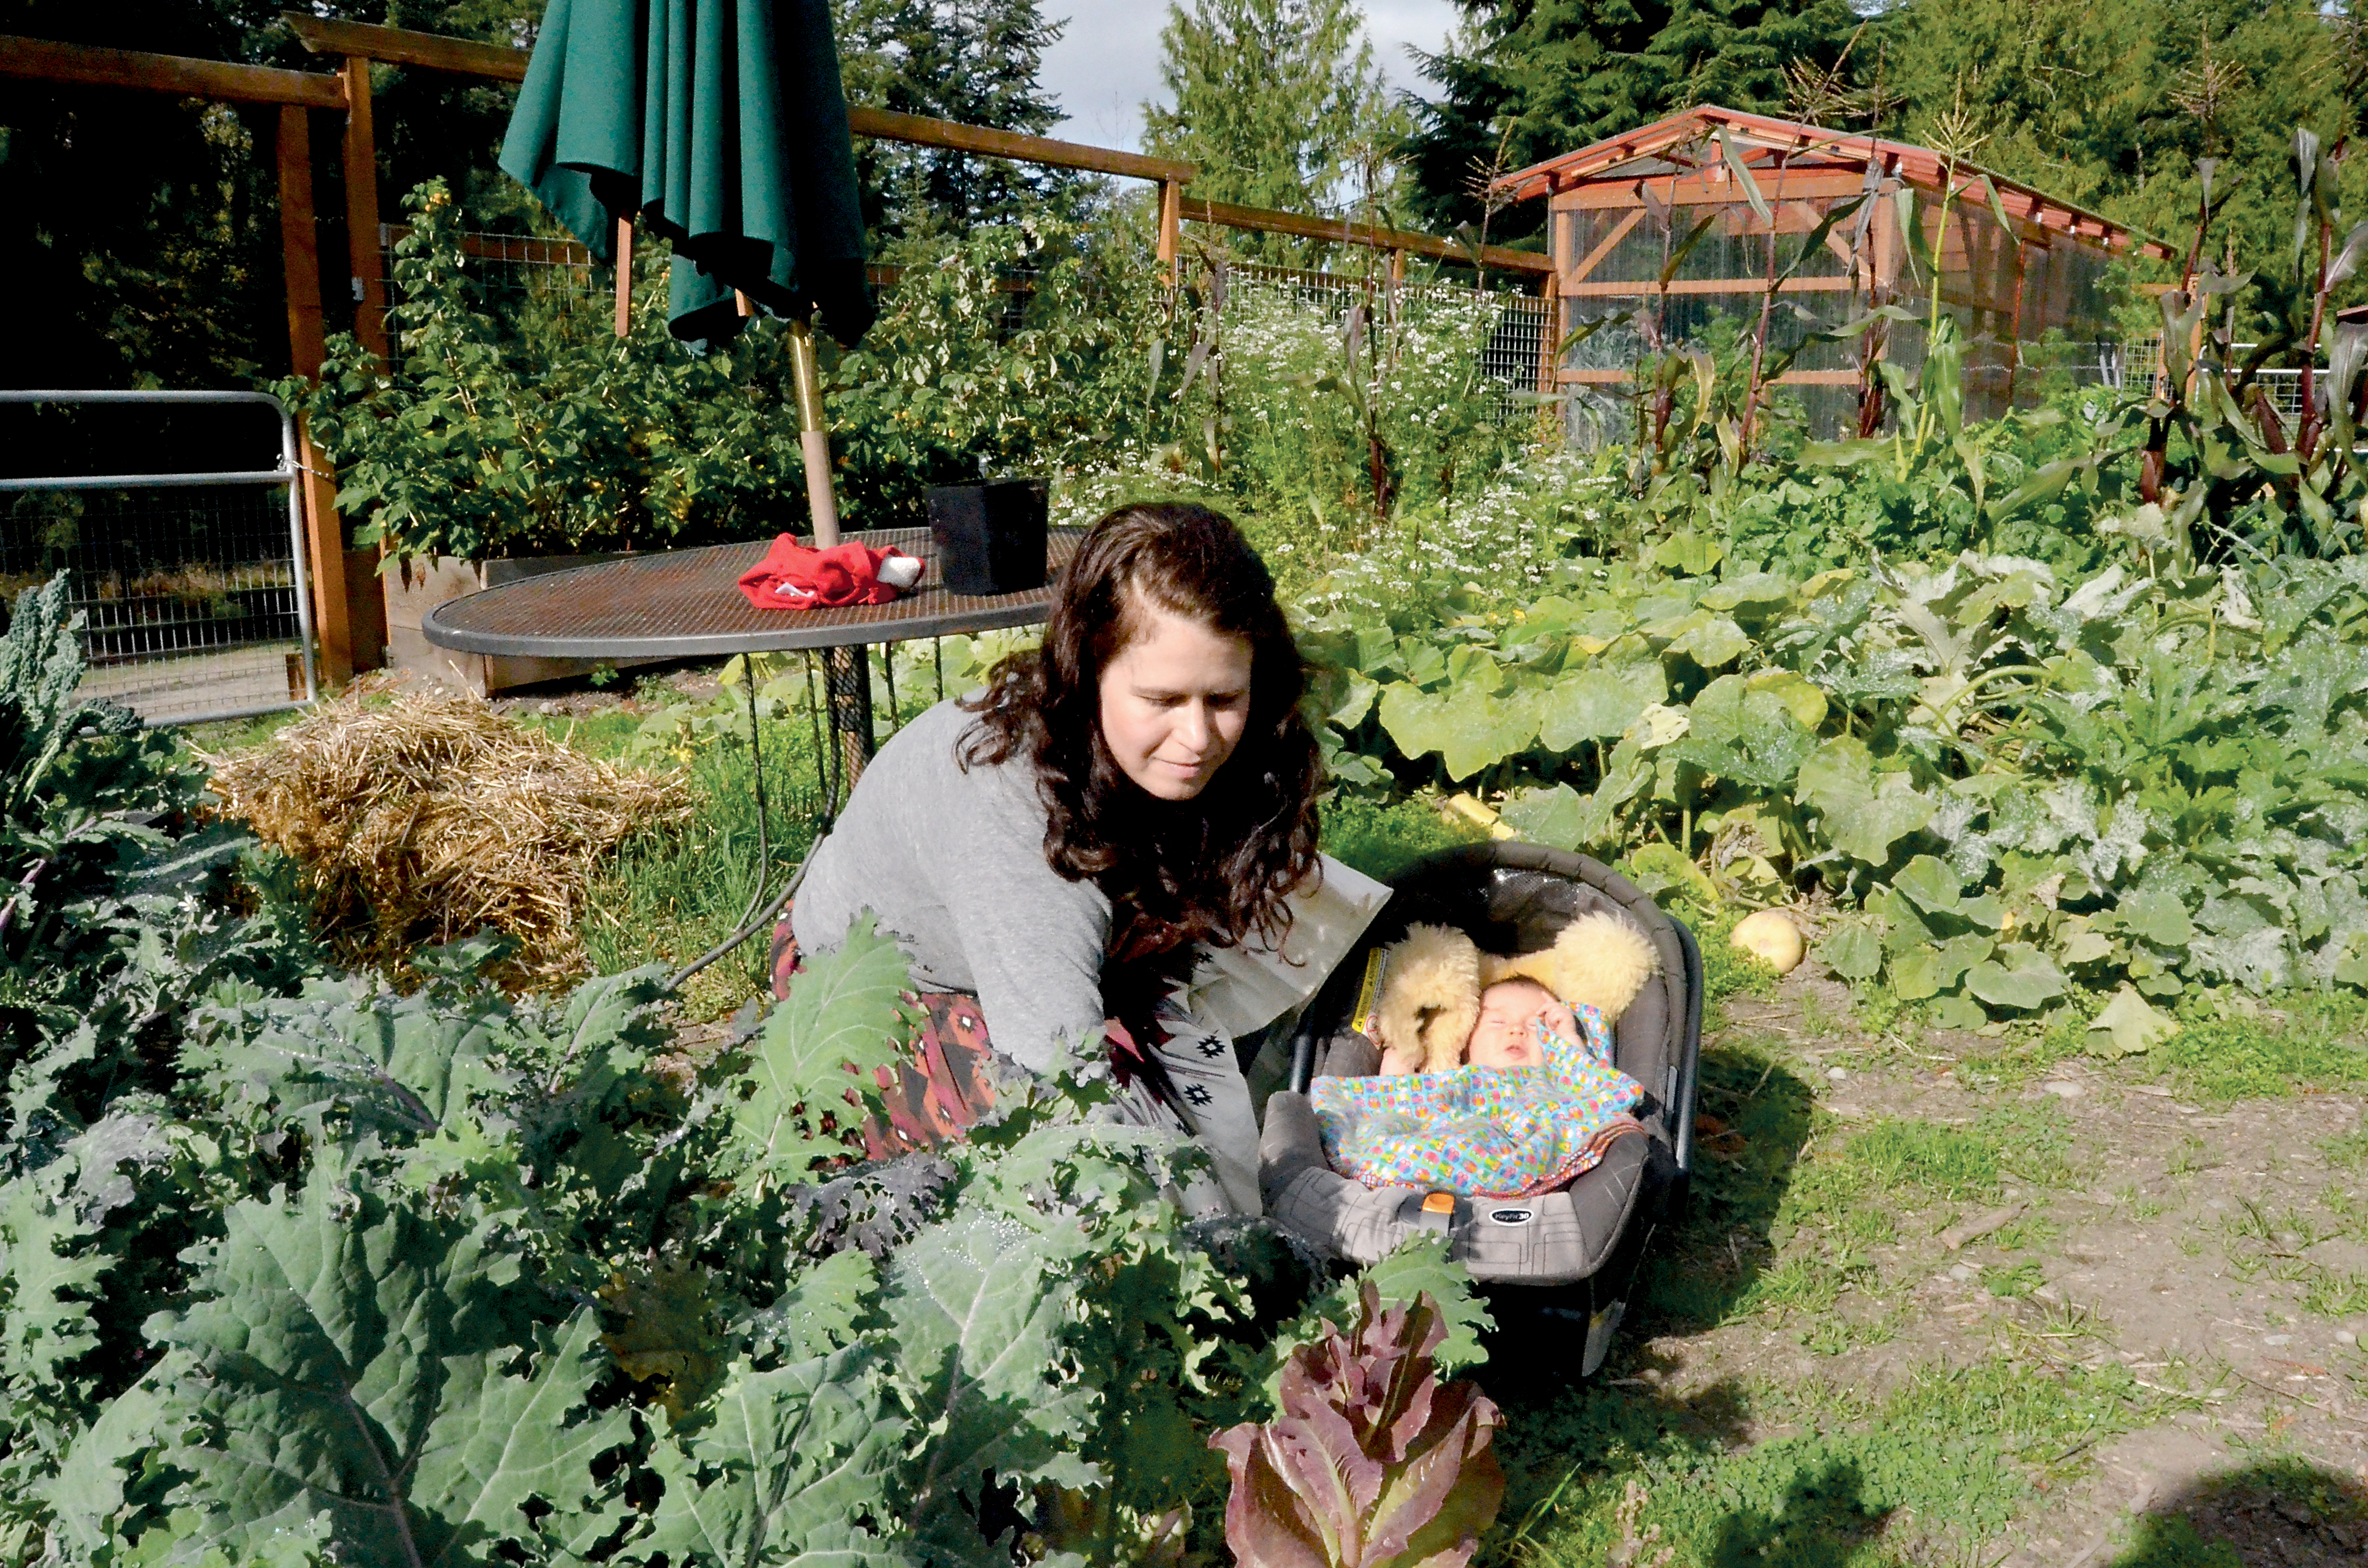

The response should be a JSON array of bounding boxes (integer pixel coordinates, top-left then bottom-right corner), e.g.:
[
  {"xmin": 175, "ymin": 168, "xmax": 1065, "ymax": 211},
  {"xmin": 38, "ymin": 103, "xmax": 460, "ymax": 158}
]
[{"xmin": 738, "ymin": 535, "xmax": 919, "ymax": 610}]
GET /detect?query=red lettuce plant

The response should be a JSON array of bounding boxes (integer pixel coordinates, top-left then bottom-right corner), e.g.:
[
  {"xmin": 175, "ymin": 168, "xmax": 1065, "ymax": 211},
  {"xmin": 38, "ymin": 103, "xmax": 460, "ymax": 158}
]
[{"xmin": 1209, "ymin": 1284, "xmax": 1504, "ymax": 1568}]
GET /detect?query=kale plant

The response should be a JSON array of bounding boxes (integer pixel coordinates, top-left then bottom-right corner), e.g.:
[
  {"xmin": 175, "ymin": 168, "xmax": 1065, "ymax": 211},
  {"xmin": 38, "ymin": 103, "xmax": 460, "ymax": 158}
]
[{"xmin": 0, "ymin": 769, "xmax": 1478, "ymax": 1568}]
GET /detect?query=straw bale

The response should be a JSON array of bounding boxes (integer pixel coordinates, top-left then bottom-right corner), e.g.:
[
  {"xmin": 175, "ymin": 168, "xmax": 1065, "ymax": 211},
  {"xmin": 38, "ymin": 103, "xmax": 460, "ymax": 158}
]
[{"xmin": 208, "ymin": 689, "xmax": 692, "ymax": 987}]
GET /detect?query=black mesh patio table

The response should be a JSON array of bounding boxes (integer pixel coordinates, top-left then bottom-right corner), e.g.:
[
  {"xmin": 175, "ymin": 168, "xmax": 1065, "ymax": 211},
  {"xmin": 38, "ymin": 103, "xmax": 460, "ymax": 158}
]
[
  {"xmin": 423, "ymin": 527, "xmax": 1081, "ymax": 789},
  {"xmin": 422, "ymin": 528, "xmax": 1078, "ymax": 660}
]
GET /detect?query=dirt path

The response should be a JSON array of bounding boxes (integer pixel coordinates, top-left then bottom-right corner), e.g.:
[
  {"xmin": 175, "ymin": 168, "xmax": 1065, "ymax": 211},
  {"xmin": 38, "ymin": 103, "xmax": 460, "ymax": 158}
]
[{"xmin": 1573, "ymin": 967, "xmax": 2368, "ymax": 1566}]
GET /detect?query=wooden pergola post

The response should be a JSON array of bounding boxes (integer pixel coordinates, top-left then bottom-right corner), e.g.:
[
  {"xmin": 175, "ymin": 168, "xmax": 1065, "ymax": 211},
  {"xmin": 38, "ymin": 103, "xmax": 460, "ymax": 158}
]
[
  {"xmin": 339, "ymin": 55, "xmax": 388, "ymax": 363},
  {"xmin": 276, "ymin": 105, "xmax": 354, "ymax": 686},
  {"xmin": 614, "ymin": 217, "xmax": 634, "ymax": 337},
  {"xmin": 1538, "ymin": 265, "xmax": 1559, "ymax": 392}
]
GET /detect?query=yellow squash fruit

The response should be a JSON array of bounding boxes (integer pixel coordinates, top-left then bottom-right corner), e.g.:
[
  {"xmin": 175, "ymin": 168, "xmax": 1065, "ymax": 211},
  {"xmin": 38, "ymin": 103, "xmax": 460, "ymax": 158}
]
[{"xmin": 1730, "ymin": 909, "xmax": 1805, "ymax": 975}]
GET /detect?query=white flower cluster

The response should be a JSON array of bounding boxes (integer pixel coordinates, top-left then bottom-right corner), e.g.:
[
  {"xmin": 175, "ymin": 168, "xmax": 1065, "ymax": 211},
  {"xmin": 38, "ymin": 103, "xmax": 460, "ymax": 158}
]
[{"xmin": 1299, "ymin": 448, "xmax": 1618, "ymax": 622}]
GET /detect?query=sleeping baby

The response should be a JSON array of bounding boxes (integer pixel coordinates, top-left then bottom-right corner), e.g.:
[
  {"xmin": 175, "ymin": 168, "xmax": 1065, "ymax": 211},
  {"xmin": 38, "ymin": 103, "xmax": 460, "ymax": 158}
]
[{"xmin": 1309, "ymin": 917, "xmax": 1654, "ymax": 1198}]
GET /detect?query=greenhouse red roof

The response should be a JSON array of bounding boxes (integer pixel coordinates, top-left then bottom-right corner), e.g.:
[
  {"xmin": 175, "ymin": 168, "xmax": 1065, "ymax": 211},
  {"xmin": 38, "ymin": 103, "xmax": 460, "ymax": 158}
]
[{"xmin": 1492, "ymin": 104, "xmax": 2176, "ymax": 263}]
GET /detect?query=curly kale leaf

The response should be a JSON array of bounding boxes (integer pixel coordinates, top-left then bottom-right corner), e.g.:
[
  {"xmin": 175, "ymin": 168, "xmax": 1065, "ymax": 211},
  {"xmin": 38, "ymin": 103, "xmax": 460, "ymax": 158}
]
[
  {"xmin": 0, "ymin": 575, "xmax": 142, "ymax": 821},
  {"xmin": 785, "ymin": 1154, "xmax": 957, "ymax": 1262},
  {"xmin": 884, "ymin": 1213, "xmax": 1098, "ymax": 1567},
  {"xmin": 144, "ymin": 1176, "xmax": 633, "ymax": 1568},
  {"xmin": 646, "ymin": 1347, "xmax": 913, "ymax": 1568},
  {"xmin": 0, "ymin": 1169, "xmax": 111, "ymax": 1451},
  {"xmin": 727, "ymin": 917, "xmax": 911, "ymax": 1185},
  {"xmin": 184, "ymin": 969, "xmax": 516, "ymax": 1145}
]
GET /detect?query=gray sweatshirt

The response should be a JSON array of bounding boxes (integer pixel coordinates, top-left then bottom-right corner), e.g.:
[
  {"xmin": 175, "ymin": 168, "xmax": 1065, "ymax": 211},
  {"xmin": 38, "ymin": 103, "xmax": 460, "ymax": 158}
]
[{"xmin": 789, "ymin": 698, "xmax": 1109, "ymax": 1070}]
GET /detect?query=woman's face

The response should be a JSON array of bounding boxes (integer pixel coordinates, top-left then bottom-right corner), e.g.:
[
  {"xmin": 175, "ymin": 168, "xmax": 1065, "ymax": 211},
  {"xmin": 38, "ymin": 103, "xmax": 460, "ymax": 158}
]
[{"xmin": 1097, "ymin": 601, "xmax": 1254, "ymax": 802}]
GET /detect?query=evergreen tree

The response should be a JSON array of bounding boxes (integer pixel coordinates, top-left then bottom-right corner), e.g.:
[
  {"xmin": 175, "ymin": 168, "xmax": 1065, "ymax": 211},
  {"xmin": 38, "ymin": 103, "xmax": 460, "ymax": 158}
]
[
  {"xmin": 1401, "ymin": 0, "xmax": 1862, "ymax": 242},
  {"xmin": 1142, "ymin": 0, "xmax": 1407, "ymax": 222},
  {"xmin": 836, "ymin": 0, "xmax": 1073, "ymax": 232},
  {"xmin": 1875, "ymin": 0, "xmax": 2364, "ymax": 293}
]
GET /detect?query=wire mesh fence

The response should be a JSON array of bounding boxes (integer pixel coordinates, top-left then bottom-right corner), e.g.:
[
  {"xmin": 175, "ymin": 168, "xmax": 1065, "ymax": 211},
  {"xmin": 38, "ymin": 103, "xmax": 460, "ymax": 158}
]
[
  {"xmin": 2050, "ymin": 337, "xmax": 2305, "ymax": 424},
  {"xmin": 377, "ymin": 227, "xmax": 1089, "ymax": 347},
  {"xmin": 0, "ymin": 393, "xmax": 316, "ymax": 727},
  {"xmin": 376, "ymin": 224, "xmax": 615, "ymax": 349},
  {"xmin": 372, "ymin": 230, "xmax": 1558, "ymax": 428},
  {"xmin": 1219, "ymin": 261, "xmax": 1552, "ymax": 425}
]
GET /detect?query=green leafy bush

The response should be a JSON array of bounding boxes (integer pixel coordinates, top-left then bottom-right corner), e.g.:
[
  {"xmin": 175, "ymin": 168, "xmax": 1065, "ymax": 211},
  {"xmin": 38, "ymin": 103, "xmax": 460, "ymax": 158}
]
[
  {"xmin": 828, "ymin": 216, "xmax": 1172, "ymax": 523},
  {"xmin": 287, "ymin": 182, "xmax": 816, "ymax": 564}
]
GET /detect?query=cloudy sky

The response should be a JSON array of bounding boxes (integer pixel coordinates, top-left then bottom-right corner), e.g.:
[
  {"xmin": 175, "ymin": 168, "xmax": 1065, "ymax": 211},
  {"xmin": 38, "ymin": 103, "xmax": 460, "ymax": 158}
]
[{"xmin": 1037, "ymin": 0, "xmax": 1464, "ymax": 151}]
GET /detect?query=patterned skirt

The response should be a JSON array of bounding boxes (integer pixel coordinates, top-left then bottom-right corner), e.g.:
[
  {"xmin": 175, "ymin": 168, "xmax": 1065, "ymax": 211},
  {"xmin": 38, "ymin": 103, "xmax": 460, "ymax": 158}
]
[{"xmin": 769, "ymin": 905, "xmax": 1198, "ymax": 1158}]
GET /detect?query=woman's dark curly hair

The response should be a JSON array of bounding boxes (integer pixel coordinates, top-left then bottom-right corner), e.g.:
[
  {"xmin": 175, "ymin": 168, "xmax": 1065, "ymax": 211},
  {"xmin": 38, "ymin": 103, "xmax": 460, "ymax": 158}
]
[{"xmin": 962, "ymin": 501, "xmax": 1323, "ymax": 976}]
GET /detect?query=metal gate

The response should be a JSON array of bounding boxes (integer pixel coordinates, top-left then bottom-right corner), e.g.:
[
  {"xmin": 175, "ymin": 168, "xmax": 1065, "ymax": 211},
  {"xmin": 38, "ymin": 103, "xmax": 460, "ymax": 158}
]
[{"xmin": 0, "ymin": 391, "xmax": 318, "ymax": 725}]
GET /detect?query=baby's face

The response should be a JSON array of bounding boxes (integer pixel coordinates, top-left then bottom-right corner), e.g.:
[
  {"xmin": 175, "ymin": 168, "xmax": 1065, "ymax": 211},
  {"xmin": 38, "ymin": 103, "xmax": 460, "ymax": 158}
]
[{"xmin": 1465, "ymin": 980, "xmax": 1575, "ymax": 1069}]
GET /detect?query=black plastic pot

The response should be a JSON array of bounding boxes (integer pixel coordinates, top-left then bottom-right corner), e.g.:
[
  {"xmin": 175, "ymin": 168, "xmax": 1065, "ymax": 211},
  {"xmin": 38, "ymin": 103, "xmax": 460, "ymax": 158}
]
[{"xmin": 925, "ymin": 478, "xmax": 1048, "ymax": 596}]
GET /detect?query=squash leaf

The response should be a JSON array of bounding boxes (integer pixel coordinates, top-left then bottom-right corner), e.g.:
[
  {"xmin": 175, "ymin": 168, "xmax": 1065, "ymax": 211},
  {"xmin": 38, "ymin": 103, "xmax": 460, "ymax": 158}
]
[{"xmin": 2087, "ymin": 985, "xmax": 2180, "ymax": 1058}]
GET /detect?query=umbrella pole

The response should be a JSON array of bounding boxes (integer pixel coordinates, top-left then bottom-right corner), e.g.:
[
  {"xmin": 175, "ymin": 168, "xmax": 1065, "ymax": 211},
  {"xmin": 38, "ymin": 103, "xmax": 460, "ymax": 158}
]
[
  {"xmin": 786, "ymin": 313, "xmax": 871, "ymax": 785},
  {"xmin": 787, "ymin": 317, "xmax": 841, "ymax": 548}
]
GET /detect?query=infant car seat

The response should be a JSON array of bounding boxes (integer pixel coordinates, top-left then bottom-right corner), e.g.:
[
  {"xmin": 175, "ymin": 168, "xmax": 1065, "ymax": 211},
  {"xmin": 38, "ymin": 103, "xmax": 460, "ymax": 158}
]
[{"xmin": 1259, "ymin": 842, "xmax": 1702, "ymax": 1375}]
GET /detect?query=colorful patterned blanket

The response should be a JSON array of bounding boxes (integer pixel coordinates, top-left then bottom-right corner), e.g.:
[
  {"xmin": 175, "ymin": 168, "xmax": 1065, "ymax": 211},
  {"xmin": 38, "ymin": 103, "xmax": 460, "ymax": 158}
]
[{"xmin": 1309, "ymin": 1004, "xmax": 1644, "ymax": 1197}]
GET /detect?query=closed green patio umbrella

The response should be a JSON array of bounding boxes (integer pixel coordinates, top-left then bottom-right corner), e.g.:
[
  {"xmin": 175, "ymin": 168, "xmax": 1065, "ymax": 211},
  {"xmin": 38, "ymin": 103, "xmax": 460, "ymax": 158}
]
[{"xmin": 499, "ymin": 0, "xmax": 874, "ymax": 539}]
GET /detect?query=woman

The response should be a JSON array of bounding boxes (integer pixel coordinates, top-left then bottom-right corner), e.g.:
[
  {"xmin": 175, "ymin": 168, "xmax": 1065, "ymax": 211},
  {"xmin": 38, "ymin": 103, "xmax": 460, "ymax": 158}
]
[{"xmin": 775, "ymin": 502, "xmax": 1324, "ymax": 1212}]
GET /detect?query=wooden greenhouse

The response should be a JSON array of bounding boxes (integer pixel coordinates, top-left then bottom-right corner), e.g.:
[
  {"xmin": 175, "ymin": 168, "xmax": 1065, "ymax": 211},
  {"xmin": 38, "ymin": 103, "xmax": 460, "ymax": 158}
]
[{"xmin": 1491, "ymin": 105, "xmax": 2177, "ymax": 435}]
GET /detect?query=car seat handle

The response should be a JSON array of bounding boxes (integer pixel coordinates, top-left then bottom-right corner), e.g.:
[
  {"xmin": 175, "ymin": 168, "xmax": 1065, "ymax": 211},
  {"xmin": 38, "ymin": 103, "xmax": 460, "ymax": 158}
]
[{"xmin": 1287, "ymin": 1009, "xmax": 1323, "ymax": 1095}]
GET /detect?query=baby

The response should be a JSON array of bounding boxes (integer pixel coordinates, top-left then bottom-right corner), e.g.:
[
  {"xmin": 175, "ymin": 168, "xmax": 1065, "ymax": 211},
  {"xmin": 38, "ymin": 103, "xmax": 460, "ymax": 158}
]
[
  {"xmin": 1379, "ymin": 975, "xmax": 1592, "ymax": 1075},
  {"xmin": 1312, "ymin": 975, "xmax": 1642, "ymax": 1198}
]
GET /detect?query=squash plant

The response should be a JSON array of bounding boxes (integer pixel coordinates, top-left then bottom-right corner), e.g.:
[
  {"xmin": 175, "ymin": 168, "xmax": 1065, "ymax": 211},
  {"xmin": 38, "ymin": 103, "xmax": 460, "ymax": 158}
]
[{"xmin": 1301, "ymin": 465, "xmax": 2368, "ymax": 1032}]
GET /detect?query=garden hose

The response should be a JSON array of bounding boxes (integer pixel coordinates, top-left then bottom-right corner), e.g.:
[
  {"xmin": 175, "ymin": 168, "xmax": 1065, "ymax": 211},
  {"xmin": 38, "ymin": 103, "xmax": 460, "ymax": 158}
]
[
  {"xmin": 661, "ymin": 848, "xmax": 812, "ymax": 996},
  {"xmin": 662, "ymin": 657, "xmax": 826, "ymax": 997}
]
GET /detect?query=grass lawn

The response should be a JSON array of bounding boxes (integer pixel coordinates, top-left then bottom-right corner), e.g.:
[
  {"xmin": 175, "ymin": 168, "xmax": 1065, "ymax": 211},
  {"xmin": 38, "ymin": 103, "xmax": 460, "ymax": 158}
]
[{"xmin": 1487, "ymin": 922, "xmax": 2368, "ymax": 1568}]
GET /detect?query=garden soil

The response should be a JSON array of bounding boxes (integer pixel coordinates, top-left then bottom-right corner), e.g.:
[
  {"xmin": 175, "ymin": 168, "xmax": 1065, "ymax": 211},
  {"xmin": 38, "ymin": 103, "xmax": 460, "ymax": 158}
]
[{"xmin": 1605, "ymin": 968, "xmax": 2368, "ymax": 1567}]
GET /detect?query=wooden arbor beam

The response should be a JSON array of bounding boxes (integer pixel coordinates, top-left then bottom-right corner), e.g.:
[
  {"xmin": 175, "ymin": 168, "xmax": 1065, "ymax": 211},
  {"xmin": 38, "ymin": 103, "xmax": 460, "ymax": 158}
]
[
  {"xmin": 850, "ymin": 107, "xmax": 1194, "ymax": 184},
  {"xmin": 280, "ymin": 13, "xmax": 1201, "ymax": 185},
  {"xmin": 282, "ymin": 13, "xmax": 1205, "ymax": 313},
  {"xmin": 0, "ymin": 34, "xmax": 345, "ymax": 106},
  {"xmin": 1178, "ymin": 196, "xmax": 1553, "ymax": 276},
  {"xmin": 282, "ymin": 13, "xmax": 528, "ymax": 79}
]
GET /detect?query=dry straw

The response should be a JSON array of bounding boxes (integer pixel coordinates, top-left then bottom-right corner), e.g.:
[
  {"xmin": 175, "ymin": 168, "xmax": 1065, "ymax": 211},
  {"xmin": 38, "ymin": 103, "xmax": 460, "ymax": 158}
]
[{"xmin": 208, "ymin": 688, "xmax": 692, "ymax": 987}]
